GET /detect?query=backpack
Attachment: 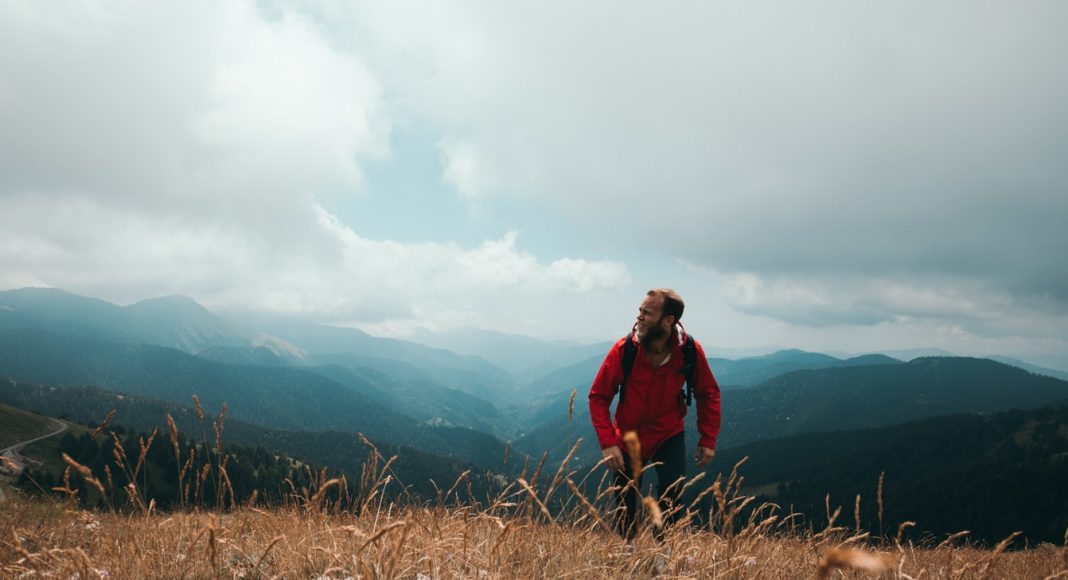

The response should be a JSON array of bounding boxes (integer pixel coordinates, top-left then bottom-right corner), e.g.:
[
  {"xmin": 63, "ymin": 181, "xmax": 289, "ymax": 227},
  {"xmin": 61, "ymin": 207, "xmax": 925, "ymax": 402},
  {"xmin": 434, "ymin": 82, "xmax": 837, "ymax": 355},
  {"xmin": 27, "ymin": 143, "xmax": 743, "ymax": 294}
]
[{"xmin": 618, "ymin": 332, "xmax": 698, "ymax": 406}]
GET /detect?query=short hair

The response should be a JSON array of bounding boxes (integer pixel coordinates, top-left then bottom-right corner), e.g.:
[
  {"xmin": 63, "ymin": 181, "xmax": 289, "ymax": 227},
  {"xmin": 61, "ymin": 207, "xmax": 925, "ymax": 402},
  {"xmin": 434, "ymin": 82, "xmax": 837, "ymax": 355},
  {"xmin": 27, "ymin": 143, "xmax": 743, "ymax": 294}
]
[{"xmin": 647, "ymin": 288, "xmax": 684, "ymax": 322}]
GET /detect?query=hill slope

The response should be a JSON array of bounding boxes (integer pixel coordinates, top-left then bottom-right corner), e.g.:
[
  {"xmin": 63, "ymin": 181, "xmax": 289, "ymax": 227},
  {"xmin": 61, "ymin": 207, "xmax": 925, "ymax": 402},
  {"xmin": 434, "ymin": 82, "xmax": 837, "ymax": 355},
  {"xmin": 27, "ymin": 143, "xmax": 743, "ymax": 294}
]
[
  {"xmin": 0, "ymin": 287, "xmax": 246, "ymax": 354},
  {"xmin": 0, "ymin": 329, "xmax": 518, "ymax": 459},
  {"xmin": 720, "ymin": 356, "xmax": 1068, "ymax": 448},
  {"xmin": 712, "ymin": 402, "xmax": 1068, "ymax": 545},
  {"xmin": 514, "ymin": 356, "xmax": 1068, "ymax": 466},
  {"xmin": 0, "ymin": 377, "xmax": 518, "ymax": 483},
  {"xmin": 0, "ymin": 402, "xmax": 58, "ymax": 450}
]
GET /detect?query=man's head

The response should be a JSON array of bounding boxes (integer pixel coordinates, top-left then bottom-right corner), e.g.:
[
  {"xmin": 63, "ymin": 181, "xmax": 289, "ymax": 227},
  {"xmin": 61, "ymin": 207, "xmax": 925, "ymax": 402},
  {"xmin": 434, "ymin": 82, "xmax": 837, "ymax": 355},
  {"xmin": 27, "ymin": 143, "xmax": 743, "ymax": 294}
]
[{"xmin": 635, "ymin": 288, "xmax": 685, "ymax": 344}]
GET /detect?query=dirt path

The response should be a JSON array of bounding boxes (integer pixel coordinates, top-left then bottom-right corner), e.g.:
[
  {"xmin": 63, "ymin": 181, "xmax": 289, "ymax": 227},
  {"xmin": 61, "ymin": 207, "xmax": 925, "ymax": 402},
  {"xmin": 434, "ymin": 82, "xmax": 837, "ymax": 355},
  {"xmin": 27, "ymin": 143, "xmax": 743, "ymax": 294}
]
[{"xmin": 0, "ymin": 418, "xmax": 68, "ymax": 501}]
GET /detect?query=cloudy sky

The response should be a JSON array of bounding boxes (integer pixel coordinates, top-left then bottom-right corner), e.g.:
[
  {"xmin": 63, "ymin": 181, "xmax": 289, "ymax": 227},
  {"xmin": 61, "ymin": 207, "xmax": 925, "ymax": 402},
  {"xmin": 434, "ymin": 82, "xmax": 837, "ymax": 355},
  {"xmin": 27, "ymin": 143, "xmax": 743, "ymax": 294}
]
[{"xmin": 2, "ymin": 1, "xmax": 1066, "ymax": 368}]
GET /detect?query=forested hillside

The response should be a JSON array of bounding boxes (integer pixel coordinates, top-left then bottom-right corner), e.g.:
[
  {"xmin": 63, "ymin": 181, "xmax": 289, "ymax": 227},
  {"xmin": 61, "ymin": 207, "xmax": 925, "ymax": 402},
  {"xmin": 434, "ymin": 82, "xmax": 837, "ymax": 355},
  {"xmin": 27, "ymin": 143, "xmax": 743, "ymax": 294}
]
[
  {"xmin": 0, "ymin": 377, "xmax": 517, "ymax": 480},
  {"xmin": 513, "ymin": 356, "xmax": 1068, "ymax": 467},
  {"xmin": 712, "ymin": 403, "xmax": 1068, "ymax": 546},
  {"xmin": 719, "ymin": 357, "xmax": 1068, "ymax": 448}
]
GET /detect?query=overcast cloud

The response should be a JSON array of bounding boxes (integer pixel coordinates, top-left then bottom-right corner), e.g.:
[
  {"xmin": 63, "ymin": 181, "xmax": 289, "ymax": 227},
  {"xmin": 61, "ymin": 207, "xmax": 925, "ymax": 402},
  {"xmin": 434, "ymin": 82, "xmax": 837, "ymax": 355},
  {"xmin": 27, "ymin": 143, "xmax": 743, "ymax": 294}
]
[{"xmin": 1, "ymin": 1, "xmax": 1066, "ymax": 367}]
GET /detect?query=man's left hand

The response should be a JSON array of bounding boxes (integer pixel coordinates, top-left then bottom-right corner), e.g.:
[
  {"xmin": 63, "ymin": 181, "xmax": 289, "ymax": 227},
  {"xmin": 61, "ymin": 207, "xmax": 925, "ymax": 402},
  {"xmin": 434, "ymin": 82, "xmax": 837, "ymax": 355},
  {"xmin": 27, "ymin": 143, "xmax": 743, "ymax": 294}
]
[{"xmin": 695, "ymin": 446, "xmax": 715, "ymax": 466}]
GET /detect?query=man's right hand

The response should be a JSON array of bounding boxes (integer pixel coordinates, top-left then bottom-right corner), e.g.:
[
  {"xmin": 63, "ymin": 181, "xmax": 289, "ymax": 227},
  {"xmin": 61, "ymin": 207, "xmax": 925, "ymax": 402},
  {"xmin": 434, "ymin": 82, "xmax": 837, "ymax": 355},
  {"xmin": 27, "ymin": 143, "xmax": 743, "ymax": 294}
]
[{"xmin": 602, "ymin": 445, "xmax": 624, "ymax": 472}]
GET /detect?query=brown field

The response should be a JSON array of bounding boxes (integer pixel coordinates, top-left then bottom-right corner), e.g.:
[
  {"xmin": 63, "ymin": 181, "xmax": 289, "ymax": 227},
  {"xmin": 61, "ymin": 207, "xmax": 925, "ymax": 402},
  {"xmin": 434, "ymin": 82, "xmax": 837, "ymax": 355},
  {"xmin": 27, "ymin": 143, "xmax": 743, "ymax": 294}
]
[
  {"xmin": 2, "ymin": 417, "xmax": 1066, "ymax": 579},
  {"xmin": 3, "ymin": 468, "xmax": 1066, "ymax": 580}
]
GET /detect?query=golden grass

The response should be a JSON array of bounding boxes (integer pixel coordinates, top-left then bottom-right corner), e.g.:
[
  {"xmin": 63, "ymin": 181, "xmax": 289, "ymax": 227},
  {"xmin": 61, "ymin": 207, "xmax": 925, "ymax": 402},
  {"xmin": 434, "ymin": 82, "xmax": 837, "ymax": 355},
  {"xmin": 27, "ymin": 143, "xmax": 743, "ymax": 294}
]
[
  {"xmin": 3, "ymin": 494, "xmax": 1066, "ymax": 579},
  {"xmin": 3, "ymin": 405, "xmax": 1065, "ymax": 579}
]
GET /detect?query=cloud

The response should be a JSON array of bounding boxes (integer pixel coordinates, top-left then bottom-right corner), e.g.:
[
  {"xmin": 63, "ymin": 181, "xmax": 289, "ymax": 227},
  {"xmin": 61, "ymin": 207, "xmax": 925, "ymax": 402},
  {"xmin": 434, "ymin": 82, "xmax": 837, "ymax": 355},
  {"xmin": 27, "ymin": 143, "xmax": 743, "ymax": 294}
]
[
  {"xmin": 0, "ymin": 1, "xmax": 387, "ymax": 235},
  {"xmin": 0, "ymin": 1, "xmax": 630, "ymax": 335},
  {"xmin": 1, "ymin": 1, "xmax": 1065, "ymax": 360},
  {"xmin": 720, "ymin": 272, "xmax": 996, "ymax": 327},
  {"xmin": 345, "ymin": 0, "xmax": 1068, "ymax": 327}
]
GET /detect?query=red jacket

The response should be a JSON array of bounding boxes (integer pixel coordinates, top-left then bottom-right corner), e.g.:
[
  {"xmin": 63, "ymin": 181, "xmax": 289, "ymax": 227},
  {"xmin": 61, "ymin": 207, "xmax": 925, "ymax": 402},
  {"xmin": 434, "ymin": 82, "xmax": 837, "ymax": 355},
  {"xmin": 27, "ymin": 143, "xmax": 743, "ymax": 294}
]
[{"xmin": 588, "ymin": 327, "xmax": 722, "ymax": 459}]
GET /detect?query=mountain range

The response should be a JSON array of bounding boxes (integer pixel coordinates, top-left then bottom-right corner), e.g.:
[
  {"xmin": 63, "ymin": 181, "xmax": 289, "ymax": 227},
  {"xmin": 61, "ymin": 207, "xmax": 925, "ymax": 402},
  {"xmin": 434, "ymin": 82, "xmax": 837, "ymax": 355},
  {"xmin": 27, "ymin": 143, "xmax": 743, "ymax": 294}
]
[{"xmin": 2, "ymin": 286, "xmax": 1067, "ymax": 544}]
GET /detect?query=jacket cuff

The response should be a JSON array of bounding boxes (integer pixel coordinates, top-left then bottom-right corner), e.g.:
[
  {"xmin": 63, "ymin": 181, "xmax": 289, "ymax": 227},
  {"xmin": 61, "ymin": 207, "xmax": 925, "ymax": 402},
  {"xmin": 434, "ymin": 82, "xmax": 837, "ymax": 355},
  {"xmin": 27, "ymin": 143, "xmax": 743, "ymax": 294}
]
[
  {"xmin": 598, "ymin": 433, "xmax": 620, "ymax": 450},
  {"xmin": 698, "ymin": 436, "xmax": 717, "ymax": 450}
]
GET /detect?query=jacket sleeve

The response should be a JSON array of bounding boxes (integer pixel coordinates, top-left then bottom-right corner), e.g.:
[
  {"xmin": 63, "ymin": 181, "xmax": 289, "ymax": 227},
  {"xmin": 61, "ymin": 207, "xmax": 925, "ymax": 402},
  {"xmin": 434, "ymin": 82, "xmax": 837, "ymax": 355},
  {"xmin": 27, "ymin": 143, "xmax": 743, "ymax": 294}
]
[
  {"xmin": 588, "ymin": 340, "xmax": 624, "ymax": 450},
  {"xmin": 692, "ymin": 340, "xmax": 722, "ymax": 450}
]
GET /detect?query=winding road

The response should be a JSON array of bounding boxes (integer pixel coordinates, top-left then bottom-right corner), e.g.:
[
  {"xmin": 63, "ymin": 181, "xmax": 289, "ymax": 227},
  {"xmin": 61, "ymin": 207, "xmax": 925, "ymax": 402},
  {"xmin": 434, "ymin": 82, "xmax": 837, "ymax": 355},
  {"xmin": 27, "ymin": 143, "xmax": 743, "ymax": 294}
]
[{"xmin": 0, "ymin": 417, "xmax": 68, "ymax": 501}]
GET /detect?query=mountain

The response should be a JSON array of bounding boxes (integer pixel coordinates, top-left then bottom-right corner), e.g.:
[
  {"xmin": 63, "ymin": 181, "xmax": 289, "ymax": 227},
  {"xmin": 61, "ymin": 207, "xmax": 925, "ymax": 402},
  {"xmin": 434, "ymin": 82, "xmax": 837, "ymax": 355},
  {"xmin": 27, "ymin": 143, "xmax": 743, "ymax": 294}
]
[
  {"xmin": 2, "ymin": 387, "xmax": 506, "ymax": 507},
  {"xmin": 718, "ymin": 356, "xmax": 1068, "ymax": 448},
  {"xmin": 0, "ymin": 287, "xmax": 247, "ymax": 354},
  {"xmin": 120, "ymin": 294, "xmax": 246, "ymax": 352},
  {"xmin": 307, "ymin": 364, "xmax": 521, "ymax": 437},
  {"xmin": 709, "ymin": 349, "xmax": 903, "ymax": 388},
  {"xmin": 513, "ymin": 356, "xmax": 1068, "ymax": 467},
  {"xmin": 196, "ymin": 345, "xmax": 290, "ymax": 367},
  {"xmin": 989, "ymin": 356, "xmax": 1068, "ymax": 383},
  {"xmin": 225, "ymin": 311, "xmax": 520, "ymax": 404},
  {"xmin": 513, "ymin": 353, "xmax": 605, "ymax": 408},
  {"xmin": 509, "ymin": 349, "xmax": 906, "ymax": 440},
  {"xmin": 0, "ymin": 376, "xmax": 520, "ymax": 478},
  {"xmin": 0, "ymin": 288, "xmax": 521, "ymax": 405},
  {"xmin": 411, "ymin": 327, "xmax": 611, "ymax": 381},
  {"xmin": 711, "ymin": 402, "xmax": 1068, "ymax": 546},
  {"xmin": 0, "ymin": 327, "xmax": 451, "ymax": 449}
]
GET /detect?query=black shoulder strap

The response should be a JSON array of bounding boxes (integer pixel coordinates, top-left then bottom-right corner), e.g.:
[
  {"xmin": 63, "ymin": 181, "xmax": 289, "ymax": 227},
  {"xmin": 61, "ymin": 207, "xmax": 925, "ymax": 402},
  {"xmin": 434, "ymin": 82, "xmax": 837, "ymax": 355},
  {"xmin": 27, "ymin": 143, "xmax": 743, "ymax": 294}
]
[
  {"xmin": 680, "ymin": 334, "xmax": 697, "ymax": 406},
  {"xmin": 618, "ymin": 332, "xmax": 638, "ymax": 403},
  {"xmin": 619, "ymin": 333, "xmax": 698, "ymax": 405}
]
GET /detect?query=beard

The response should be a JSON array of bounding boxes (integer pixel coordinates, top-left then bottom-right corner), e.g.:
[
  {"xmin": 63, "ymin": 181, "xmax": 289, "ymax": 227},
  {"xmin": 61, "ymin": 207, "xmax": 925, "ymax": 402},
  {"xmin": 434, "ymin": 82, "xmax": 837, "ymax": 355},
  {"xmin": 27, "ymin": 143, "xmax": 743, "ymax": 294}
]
[{"xmin": 639, "ymin": 316, "xmax": 669, "ymax": 345}]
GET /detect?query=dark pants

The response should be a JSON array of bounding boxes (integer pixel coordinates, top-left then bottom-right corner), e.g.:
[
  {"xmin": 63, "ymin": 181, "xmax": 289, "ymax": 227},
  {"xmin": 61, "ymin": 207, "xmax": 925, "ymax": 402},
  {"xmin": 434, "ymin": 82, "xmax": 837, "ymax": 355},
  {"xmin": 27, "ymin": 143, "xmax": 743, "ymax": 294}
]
[{"xmin": 613, "ymin": 431, "xmax": 687, "ymax": 540}]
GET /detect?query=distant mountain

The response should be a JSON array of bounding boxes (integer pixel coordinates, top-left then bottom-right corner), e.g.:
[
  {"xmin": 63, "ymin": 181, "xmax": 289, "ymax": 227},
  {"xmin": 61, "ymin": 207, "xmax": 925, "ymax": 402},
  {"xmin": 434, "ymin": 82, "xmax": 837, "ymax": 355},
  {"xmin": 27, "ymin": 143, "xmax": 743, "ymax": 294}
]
[
  {"xmin": 712, "ymin": 402, "xmax": 1068, "ymax": 546},
  {"xmin": 513, "ymin": 356, "xmax": 1068, "ymax": 467},
  {"xmin": 121, "ymin": 294, "xmax": 246, "ymax": 352},
  {"xmin": 411, "ymin": 327, "xmax": 611, "ymax": 381},
  {"xmin": 710, "ymin": 349, "xmax": 903, "ymax": 388},
  {"xmin": 308, "ymin": 363, "xmax": 521, "ymax": 438},
  {"xmin": 0, "ymin": 287, "xmax": 247, "ymax": 354},
  {"xmin": 0, "ymin": 327, "xmax": 463, "ymax": 451},
  {"xmin": 989, "ymin": 356, "xmax": 1068, "ymax": 383},
  {"xmin": 872, "ymin": 347, "xmax": 956, "ymax": 360},
  {"xmin": 196, "ymin": 345, "xmax": 290, "ymax": 367},
  {"xmin": 719, "ymin": 356, "xmax": 1068, "ymax": 448},
  {"xmin": 225, "ymin": 312, "xmax": 519, "ymax": 404},
  {"xmin": 0, "ymin": 288, "xmax": 521, "ymax": 405},
  {"xmin": 514, "ymin": 353, "xmax": 605, "ymax": 407}
]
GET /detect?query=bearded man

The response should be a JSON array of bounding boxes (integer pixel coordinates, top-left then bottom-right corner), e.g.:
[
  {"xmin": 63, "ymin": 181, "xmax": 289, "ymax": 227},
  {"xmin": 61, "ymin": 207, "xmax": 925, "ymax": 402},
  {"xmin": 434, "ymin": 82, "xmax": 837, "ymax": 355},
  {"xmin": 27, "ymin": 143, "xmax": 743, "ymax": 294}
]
[{"xmin": 588, "ymin": 288, "xmax": 722, "ymax": 540}]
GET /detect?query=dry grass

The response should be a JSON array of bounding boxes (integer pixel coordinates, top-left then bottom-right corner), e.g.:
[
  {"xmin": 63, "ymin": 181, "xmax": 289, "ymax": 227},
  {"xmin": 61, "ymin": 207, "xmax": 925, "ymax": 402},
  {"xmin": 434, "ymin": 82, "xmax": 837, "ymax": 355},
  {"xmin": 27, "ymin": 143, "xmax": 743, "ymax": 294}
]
[
  {"xmin": 2, "ymin": 412, "xmax": 1066, "ymax": 579},
  {"xmin": 2, "ymin": 495, "xmax": 1066, "ymax": 579}
]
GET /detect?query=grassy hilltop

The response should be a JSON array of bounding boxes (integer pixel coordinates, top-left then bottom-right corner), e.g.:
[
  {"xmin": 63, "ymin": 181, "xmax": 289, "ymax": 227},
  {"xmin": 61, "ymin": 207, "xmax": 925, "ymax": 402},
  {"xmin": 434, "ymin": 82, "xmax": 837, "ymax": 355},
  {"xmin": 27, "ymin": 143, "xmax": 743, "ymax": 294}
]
[{"xmin": 3, "ymin": 438, "xmax": 1066, "ymax": 579}]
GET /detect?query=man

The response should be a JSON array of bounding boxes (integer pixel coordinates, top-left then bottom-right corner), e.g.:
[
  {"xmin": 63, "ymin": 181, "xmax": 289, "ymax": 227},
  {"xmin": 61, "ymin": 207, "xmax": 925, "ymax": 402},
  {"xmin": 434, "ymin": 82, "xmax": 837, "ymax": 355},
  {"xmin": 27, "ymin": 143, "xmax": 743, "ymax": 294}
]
[{"xmin": 588, "ymin": 288, "xmax": 722, "ymax": 539}]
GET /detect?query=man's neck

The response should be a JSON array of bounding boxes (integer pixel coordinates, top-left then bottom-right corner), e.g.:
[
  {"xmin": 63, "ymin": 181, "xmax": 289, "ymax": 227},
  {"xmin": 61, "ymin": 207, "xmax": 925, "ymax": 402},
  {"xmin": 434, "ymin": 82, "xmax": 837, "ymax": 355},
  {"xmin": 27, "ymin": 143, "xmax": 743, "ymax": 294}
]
[{"xmin": 644, "ymin": 336, "xmax": 670, "ymax": 356}]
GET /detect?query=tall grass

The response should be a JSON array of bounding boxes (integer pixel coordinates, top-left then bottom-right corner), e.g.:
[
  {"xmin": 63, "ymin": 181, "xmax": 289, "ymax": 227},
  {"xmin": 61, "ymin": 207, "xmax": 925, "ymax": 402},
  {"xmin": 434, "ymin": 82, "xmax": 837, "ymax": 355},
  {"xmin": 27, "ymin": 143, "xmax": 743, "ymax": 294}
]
[{"xmin": 3, "ymin": 406, "xmax": 1066, "ymax": 579}]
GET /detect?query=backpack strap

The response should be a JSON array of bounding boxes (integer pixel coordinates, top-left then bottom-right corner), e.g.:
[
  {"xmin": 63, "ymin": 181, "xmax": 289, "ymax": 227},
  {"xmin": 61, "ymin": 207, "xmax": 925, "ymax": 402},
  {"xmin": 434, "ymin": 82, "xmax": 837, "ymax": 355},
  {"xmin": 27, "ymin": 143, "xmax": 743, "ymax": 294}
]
[
  {"xmin": 679, "ymin": 334, "xmax": 697, "ymax": 406},
  {"xmin": 619, "ymin": 332, "xmax": 698, "ymax": 406},
  {"xmin": 618, "ymin": 332, "xmax": 638, "ymax": 403}
]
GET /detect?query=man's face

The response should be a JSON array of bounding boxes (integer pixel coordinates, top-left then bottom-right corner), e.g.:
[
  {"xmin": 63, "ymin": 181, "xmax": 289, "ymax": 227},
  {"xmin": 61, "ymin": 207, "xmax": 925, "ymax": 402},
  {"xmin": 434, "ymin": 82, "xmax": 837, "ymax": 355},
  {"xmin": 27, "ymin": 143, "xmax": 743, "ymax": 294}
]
[{"xmin": 636, "ymin": 294, "xmax": 671, "ymax": 343}]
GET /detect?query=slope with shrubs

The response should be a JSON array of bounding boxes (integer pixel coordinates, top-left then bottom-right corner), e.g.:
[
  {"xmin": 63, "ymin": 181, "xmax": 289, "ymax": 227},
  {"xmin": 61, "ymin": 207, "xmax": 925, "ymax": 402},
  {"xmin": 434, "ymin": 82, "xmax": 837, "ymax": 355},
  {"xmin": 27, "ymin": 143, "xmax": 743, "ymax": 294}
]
[
  {"xmin": 712, "ymin": 402, "xmax": 1068, "ymax": 546},
  {"xmin": 0, "ymin": 378, "xmax": 517, "ymax": 482},
  {"xmin": 0, "ymin": 329, "xmax": 521, "ymax": 458},
  {"xmin": 0, "ymin": 403, "xmax": 59, "ymax": 449}
]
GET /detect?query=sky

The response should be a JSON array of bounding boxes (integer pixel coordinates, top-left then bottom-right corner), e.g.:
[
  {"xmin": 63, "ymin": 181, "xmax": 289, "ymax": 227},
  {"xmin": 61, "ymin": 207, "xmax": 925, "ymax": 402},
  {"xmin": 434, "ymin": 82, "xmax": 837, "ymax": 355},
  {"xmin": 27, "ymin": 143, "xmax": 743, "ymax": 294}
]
[{"xmin": 1, "ymin": 1, "xmax": 1067, "ymax": 369}]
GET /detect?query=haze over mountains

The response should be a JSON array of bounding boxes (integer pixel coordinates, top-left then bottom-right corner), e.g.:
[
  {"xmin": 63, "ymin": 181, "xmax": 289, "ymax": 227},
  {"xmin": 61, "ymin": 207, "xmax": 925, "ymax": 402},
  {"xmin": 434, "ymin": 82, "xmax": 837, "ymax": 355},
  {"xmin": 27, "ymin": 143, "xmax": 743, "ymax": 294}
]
[{"xmin": 2, "ymin": 286, "xmax": 1067, "ymax": 544}]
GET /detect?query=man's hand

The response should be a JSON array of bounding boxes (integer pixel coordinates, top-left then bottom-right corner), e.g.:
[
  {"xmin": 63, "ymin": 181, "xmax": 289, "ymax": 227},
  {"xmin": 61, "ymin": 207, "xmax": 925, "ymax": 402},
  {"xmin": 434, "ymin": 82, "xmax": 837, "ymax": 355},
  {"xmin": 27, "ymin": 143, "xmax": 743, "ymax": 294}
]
[
  {"xmin": 695, "ymin": 446, "xmax": 715, "ymax": 466},
  {"xmin": 602, "ymin": 445, "xmax": 625, "ymax": 472}
]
